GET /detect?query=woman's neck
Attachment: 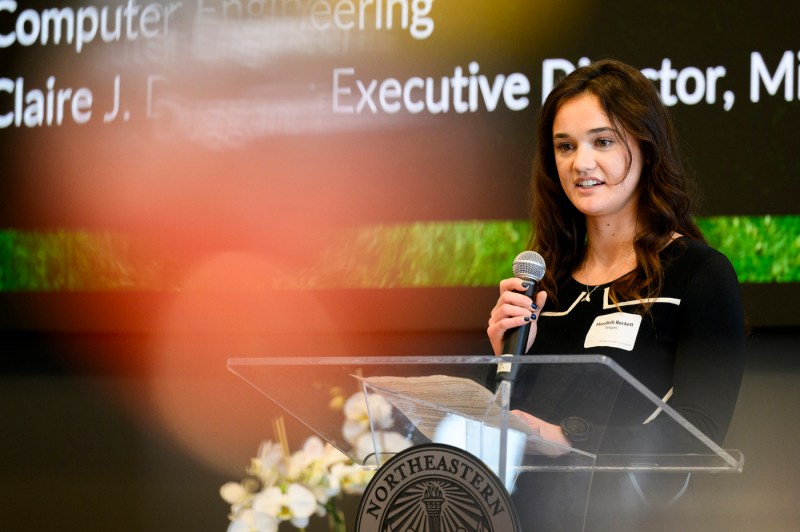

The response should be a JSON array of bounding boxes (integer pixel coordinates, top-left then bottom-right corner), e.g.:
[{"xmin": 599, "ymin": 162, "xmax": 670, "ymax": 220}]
[
  {"xmin": 584, "ymin": 215, "xmax": 637, "ymax": 262},
  {"xmin": 577, "ymin": 215, "xmax": 638, "ymax": 285}
]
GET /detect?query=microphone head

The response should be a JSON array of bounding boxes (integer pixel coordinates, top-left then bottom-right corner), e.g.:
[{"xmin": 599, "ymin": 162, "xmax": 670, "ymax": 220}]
[{"xmin": 512, "ymin": 251, "xmax": 546, "ymax": 282}]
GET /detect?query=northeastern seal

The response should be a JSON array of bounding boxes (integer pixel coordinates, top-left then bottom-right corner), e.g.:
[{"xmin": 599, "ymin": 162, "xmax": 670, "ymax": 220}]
[{"xmin": 355, "ymin": 443, "xmax": 520, "ymax": 532}]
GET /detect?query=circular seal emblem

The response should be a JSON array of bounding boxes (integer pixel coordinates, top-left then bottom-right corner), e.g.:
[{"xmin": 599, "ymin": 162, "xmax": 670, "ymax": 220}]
[{"xmin": 354, "ymin": 443, "xmax": 520, "ymax": 532}]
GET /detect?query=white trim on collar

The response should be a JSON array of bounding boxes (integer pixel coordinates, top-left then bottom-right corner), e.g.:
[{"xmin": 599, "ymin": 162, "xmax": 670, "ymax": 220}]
[{"xmin": 541, "ymin": 287, "xmax": 681, "ymax": 317}]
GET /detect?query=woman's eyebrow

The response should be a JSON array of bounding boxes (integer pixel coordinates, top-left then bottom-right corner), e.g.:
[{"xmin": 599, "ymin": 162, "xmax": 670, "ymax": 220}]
[{"xmin": 553, "ymin": 126, "xmax": 615, "ymax": 139}]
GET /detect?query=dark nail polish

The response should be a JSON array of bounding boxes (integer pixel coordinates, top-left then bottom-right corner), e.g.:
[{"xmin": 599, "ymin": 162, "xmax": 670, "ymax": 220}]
[
  {"xmin": 531, "ymin": 314, "xmax": 537, "ymax": 320},
  {"xmin": 521, "ymin": 281, "xmax": 531, "ymax": 288},
  {"xmin": 523, "ymin": 316, "xmax": 530, "ymax": 322},
  {"xmin": 532, "ymin": 303, "xmax": 538, "ymax": 310}
]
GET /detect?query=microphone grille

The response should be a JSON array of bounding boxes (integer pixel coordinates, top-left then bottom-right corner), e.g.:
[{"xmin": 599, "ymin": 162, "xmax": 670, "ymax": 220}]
[{"xmin": 512, "ymin": 251, "xmax": 546, "ymax": 282}]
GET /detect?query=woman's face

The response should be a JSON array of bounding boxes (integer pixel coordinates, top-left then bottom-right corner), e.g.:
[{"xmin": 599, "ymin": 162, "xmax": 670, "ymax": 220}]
[{"xmin": 552, "ymin": 92, "xmax": 643, "ymax": 221}]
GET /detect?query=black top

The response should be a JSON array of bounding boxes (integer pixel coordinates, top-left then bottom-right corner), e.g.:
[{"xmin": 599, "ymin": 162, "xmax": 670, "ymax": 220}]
[{"xmin": 513, "ymin": 237, "xmax": 745, "ymax": 450}]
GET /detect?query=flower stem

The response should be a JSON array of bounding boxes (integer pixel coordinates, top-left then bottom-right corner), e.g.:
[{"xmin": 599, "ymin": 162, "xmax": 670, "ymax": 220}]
[{"xmin": 326, "ymin": 498, "xmax": 347, "ymax": 532}]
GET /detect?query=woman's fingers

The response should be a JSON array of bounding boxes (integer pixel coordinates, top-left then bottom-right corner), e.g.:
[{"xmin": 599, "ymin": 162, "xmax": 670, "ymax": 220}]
[{"xmin": 488, "ymin": 280, "xmax": 548, "ymax": 355}]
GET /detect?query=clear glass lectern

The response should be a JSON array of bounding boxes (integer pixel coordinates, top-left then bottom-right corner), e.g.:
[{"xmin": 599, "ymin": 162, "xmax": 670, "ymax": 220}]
[{"xmin": 227, "ymin": 355, "xmax": 743, "ymax": 530}]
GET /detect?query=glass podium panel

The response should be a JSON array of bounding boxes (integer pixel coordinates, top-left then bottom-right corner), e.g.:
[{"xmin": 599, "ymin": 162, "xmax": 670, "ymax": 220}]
[
  {"xmin": 226, "ymin": 355, "xmax": 743, "ymax": 474},
  {"xmin": 228, "ymin": 355, "xmax": 743, "ymax": 532}
]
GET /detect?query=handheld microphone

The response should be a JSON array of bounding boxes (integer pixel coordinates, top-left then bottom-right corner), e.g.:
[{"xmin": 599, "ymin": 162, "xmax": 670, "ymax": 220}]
[{"xmin": 497, "ymin": 250, "xmax": 546, "ymax": 383}]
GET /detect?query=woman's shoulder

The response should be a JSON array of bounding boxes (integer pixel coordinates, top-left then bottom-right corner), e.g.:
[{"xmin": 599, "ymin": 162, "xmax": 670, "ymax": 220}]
[
  {"xmin": 664, "ymin": 236, "xmax": 724, "ymax": 258},
  {"xmin": 662, "ymin": 236, "xmax": 738, "ymax": 279}
]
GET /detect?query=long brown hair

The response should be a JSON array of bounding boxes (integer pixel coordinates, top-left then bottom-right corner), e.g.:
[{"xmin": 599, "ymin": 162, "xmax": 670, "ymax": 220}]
[{"xmin": 530, "ymin": 59, "xmax": 704, "ymax": 307}]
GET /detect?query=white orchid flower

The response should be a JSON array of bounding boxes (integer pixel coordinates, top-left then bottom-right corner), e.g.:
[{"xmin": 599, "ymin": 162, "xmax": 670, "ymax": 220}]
[
  {"xmin": 287, "ymin": 436, "xmax": 325, "ymax": 480},
  {"xmin": 288, "ymin": 437, "xmax": 348, "ymax": 502},
  {"xmin": 220, "ymin": 478, "xmax": 263, "ymax": 517},
  {"xmin": 302, "ymin": 435, "xmax": 325, "ymax": 458},
  {"xmin": 257, "ymin": 441, "xmax": 284, "ymax": 468},
  {"xmin": 220, "ymin": 481, "xmax": 249, "ymax": 505},
  {"xmin": 342, "ymin": 392, "xmax": 395, "ymax": 445},
  {"xmin": 344, "ymin": 393, "xmax": 394, "ymax": 428},
  {"xmin": 250, "ymin": 441, "xmax": 284, "ymax": 485},
  {"xmin": 322, "ymin": 441, "xmax": 350, "ymax": 468},
  {"xmin": 253, "ymin": 484, "xmax": 318, "ymax": 528},
  {"xmin": 226, "ymin": 508, "xmax": 279, "ymax": 532},
  {"xmin": 302, "ymin": 436, "xmax": 349, "ymax": 467},
  {"xmin": 331, "ymin": 462, "xmax": 376, "ymax": 495},
  {"xmin": 355, "ymin": 430, "xmax": 413, "ymax": 463},
  {"xmin": 308, "ymin": 467, "xmax": 341, "ymax": 505},
  {"xmin": 223, "ymin": 414, "xmax": 381, "ymax": 531},
  {"xmin": 342, "ymin": 418, "xmax": 367, "ymax": 445}
]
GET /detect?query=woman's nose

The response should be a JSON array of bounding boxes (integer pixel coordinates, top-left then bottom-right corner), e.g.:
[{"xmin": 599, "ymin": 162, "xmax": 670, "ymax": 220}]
[{"xmin": 574, "ymin": 144, "xmax": 596, "ymax": 172}]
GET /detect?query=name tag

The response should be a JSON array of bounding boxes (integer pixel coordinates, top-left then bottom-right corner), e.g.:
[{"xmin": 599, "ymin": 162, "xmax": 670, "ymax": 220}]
[{"xmin": 584, "ymin": 312, "xmax": 642, "ymax": 351}]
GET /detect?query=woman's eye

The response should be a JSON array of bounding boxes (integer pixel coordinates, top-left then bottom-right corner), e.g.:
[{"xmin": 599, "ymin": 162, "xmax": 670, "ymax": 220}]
[
  {"xmin": 596, "ymin": 138, "xmax": 614, "ymax": 148},
  {"xmin": 555, "ymin": 142, "xmax": 574, "ymax": 153}
]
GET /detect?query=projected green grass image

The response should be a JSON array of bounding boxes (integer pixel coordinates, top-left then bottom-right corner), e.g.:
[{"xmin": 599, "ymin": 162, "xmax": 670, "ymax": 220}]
[{"xmin": 1, "ymin": 216, "xmax": 798, "ymax": 291}]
